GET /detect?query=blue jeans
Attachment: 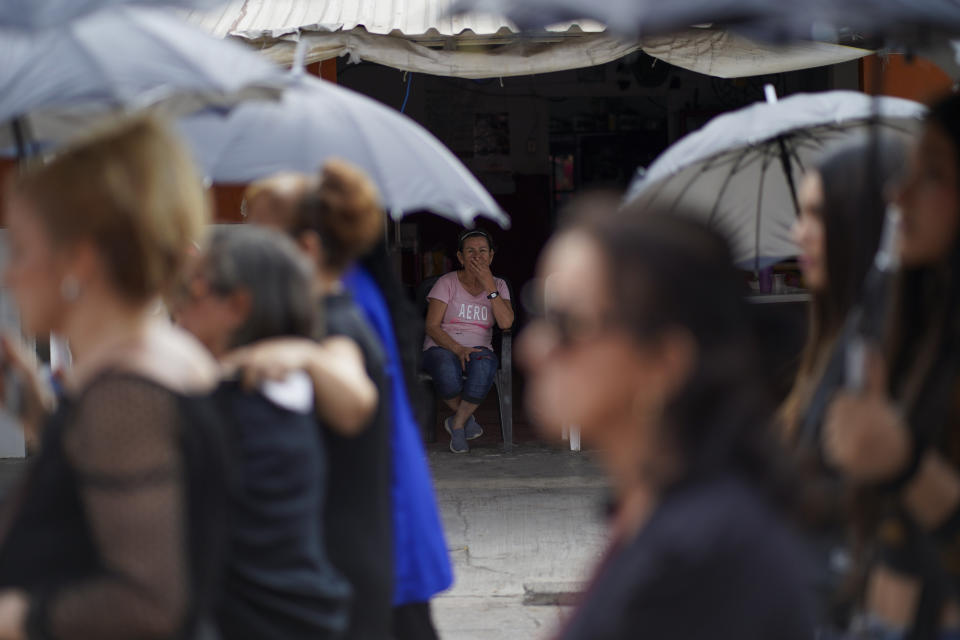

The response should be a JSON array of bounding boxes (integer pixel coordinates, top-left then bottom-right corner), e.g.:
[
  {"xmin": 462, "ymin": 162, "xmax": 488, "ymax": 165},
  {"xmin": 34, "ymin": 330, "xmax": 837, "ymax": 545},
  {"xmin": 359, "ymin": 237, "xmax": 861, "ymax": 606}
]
[{"xmin": 422, "ymin": 346, "xmax": 498, "ymax": 405}]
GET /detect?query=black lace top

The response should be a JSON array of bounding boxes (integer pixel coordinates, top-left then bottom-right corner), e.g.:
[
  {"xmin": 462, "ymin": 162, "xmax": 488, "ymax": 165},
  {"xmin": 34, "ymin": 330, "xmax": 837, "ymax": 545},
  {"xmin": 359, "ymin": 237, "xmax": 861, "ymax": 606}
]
[{"xmin": 0, "ymin": 372, "xmax": 229, "ymax": 640}]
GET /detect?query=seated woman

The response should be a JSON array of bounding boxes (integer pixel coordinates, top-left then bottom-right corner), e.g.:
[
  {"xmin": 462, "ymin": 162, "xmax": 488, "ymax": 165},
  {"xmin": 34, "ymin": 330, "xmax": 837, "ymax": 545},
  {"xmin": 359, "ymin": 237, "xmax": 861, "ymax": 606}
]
[
  {"xmin": 520, "ymin": 196, "xmax": 814, "ymax": 639},
  {"xmin": 423, "ymin": 230, "xmax": 514, "ymax": 453},
  {"xmin": 175, "ymin": 226, "xmax": 351, "ymax": 640}
]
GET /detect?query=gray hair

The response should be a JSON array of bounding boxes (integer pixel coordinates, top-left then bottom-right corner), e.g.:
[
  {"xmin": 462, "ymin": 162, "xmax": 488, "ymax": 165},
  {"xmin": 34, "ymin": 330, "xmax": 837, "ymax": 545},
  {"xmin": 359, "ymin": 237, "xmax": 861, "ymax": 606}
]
[{"xmin": 204, "ymin": 226, "xmax": 317, "ymax": 349}]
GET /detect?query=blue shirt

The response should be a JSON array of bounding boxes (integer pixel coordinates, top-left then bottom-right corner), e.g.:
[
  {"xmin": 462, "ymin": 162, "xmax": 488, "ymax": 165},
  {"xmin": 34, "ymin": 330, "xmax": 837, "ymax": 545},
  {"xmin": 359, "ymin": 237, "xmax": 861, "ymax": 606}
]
[{"xmin": 343, "ymin": 267, "xmax": 454, "ymax": 605}]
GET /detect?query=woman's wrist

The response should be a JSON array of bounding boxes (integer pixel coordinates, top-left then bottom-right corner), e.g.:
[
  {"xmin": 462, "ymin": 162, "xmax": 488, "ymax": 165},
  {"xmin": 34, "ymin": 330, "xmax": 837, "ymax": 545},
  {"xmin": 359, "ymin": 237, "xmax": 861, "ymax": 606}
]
[
  {"xmin": 0, "ymin": 591, "xmax": 29, "ymax": 640},
  {"xmin": 903, "ymin": 451, "xmax": 960, "ymax": 530},
  {"xmin": 876, "ymin": 431, "xmax": 923, "ymax": 494}
]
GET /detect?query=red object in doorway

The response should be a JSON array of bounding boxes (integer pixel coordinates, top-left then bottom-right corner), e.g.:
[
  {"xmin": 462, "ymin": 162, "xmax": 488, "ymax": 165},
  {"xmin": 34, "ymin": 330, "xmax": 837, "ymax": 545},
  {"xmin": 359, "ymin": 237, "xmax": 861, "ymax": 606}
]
[
  {"xmin": 306, "ymin": 60, "xmax": 338, "ymax": 83},
  {"xmin": 861, "ymin": 54, "xmax": 953, "ymax": 103}
]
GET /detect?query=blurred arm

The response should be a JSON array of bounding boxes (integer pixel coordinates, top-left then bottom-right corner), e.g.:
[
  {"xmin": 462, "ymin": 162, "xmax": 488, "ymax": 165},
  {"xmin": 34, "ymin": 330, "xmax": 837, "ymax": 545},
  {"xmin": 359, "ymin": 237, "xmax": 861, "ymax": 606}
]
[
  {"xmin": 223, "ymin": 337, "xmax": 377, "ymax": 437},
  {"xmin": 306, "ymin": 336, "xmax": 377, "ymax": 437},
  {"xmin": 902, "ymin": 451, "xmax": 960, "ymax": 530}
]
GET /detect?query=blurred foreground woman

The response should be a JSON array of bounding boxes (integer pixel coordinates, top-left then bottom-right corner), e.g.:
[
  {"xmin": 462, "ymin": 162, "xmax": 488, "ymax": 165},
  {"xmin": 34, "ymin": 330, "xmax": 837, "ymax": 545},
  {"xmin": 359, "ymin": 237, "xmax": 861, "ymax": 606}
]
[
  {"xmin": 0, "ymin": 117, "xmax": 229, "ymax": 639},
  {"xmin": 822, "ymin": 94, "xmax": 960, "ymax": 639},
  {"xmin": 520, "ymin": 199, "xmax": 814, "ymax": 640},
  {"xmin": 175, "ymin": 226, "xmax": 352, "ymax": 639}
]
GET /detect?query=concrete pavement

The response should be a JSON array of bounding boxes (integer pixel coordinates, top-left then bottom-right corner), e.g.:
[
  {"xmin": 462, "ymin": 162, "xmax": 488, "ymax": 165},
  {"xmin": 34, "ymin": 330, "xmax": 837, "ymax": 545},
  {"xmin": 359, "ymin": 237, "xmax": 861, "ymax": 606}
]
[
  {"xmin": 428, "ymin": 443, "xmax": 609, "ymax": 640},
  {"xmin": 0, "ymin": 441, "xmax": 610, "ymax": 640}
]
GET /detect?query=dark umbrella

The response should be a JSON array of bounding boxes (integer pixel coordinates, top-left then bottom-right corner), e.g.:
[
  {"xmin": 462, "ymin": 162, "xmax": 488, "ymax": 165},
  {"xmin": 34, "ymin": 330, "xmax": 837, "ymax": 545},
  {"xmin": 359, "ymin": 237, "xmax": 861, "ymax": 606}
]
[
  {"xmin": 0, "ymin": 0, "xmax": 225, "ymax": 29},
  {"xmin": 452, "ymin": 0, "xmax": 960, "ymax": 45},
  {"xmin": 805, "ymin": 0, "xmax": 960, "ymax": 46},
  {"xmin": 0, "ymin": 7, "xmax": 283, "ymax": 158},
  {"xmin": 452, "ymin": 0, "xmax": 792, "ymax": 40}
]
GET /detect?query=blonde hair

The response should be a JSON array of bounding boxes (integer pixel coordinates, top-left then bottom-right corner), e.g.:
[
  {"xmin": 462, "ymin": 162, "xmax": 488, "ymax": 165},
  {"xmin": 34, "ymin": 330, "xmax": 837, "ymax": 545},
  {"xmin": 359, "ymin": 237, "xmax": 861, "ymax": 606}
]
[
  {"xmin": 11, "ymin": 116, "xmax": 209, "ymax": 302},
  {"xmin": 294, "ymin": 159, "xmax": 384, "ymax": 272}
]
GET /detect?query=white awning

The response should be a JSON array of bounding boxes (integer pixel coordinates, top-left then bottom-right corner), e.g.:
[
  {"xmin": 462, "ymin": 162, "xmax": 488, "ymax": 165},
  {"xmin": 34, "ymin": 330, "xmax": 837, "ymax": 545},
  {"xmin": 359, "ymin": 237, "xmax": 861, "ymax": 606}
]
[
  {"xmin": 182, "ymin": 1, "xmax": 872, "ymax": 79},
  {"xmin": 182, "ymin": 0, "xmax": 639, "ymax": 78},
  {"xmin": 641, "ymin": 29, "xmax": 872, "ymax": 79},
  {"xmin": 183, "ymin": 0, "xmax": 605, "ymax": 40}
]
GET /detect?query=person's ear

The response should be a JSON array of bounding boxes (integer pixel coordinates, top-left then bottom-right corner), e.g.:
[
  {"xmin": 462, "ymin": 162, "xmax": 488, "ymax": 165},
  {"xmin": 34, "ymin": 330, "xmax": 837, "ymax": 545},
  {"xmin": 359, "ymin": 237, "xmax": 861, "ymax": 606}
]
[
  {"xmin": 297, "ymin": 230, "xmax": 324, "ymax": 268},
  {"xmin": 655, "ymin": 328, "xmax": 696, "ymax": 399},
  {"xmin": 635, "ymin": 329, "xmax": 696, "ymax": 404},
  {"xmin": 457, "ymin": 250, "xmax": 465, "ymax": 267},
  {"xmin": 61, "ymin": 240, "xmax": 99, "ymax": 293}
]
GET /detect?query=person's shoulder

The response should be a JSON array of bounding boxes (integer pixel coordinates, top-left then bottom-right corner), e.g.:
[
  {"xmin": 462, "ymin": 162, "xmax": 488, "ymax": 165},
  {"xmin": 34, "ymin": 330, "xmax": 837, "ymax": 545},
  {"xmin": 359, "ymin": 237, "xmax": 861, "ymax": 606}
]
[
  {"xmin": 428, "ymin": 272, "xmax": 458, "ymax": 298},
  {"xmin": 643, "ymin": 474, "xmax": 801, "ymax": 562},
  {"xmin": 75, "ymin": 321, "xmax": 219, "ymax": 397},
  {"xmin": 139, "ymin": 323, "xmax": 220, "ymax": 393},
  {"xmin": 437, "ymin": 271, "xmax": 459, "ymax": 286}
]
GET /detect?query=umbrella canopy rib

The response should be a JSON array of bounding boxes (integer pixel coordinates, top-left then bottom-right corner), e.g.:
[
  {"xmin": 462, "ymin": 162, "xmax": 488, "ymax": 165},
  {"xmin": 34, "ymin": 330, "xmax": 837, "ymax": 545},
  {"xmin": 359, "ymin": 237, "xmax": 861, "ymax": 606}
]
[
  {"xmin": 754, "ymin": 150, "xmax": 773, "ymax": 272},
  {"xmin": 776, "ymin": 136, "xmax": 801, "ymax": 216},
  {"xmin": 786, "ymin": 141, "xmax": 806, "ymax": 175}
]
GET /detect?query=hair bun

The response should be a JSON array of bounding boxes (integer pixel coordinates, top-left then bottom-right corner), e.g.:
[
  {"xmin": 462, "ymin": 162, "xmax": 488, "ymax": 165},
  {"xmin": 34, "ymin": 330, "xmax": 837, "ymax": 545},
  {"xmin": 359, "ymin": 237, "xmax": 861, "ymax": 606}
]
[{"xmin": 317, "ymin": 159, "xmax": 384, "ymax": 262}]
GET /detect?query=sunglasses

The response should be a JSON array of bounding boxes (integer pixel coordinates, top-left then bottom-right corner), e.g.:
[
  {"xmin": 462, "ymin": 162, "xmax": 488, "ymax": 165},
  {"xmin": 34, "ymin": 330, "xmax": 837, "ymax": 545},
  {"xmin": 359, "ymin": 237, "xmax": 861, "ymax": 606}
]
[{"xmin": 521, "ymin": 280, "xmax": 612, "ymax": 349}]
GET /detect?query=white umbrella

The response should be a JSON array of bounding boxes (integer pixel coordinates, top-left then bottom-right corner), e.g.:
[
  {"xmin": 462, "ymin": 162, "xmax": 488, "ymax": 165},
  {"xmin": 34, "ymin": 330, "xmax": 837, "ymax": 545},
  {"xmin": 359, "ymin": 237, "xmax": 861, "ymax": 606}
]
[
  {"xmin": 0, "ymin": 0, "xmax": 225, "ymax": 29},
  {"xmin": 0, "ymin": 7, "xmax": 283, "ymax": 156},
  {"xmin": 625, "ymin": 90, "xmax": 926, "ymax": 269},
  {"xmin": 178, "ymin": 73, "xmax": 509, "ymax": 228}
]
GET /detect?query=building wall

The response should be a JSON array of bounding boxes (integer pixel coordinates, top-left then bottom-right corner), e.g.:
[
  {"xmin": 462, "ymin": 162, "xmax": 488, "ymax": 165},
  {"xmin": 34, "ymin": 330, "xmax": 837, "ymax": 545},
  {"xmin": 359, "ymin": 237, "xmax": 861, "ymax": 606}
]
[{"xmin": 337, "ymin": 56, "xmax": 837, "ymax": 292}]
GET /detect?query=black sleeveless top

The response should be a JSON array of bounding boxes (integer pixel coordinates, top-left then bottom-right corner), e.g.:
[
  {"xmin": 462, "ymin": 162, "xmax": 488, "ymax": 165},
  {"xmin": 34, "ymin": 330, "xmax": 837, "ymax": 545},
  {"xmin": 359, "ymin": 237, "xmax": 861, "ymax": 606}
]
[
  {"xmin": 0, "ymin": 372, "xmax": 230, "ymax": 640},
  {"xmin": 559, "ymin": 474, "xmax": 815, "ymax": 640},
  {"xmin": 213, "ymin": 381, "xmax": 350, "ymax": 639},
  {"xmin": 323, "ymin": 292, "xmax": 394, "ymax": 640}
]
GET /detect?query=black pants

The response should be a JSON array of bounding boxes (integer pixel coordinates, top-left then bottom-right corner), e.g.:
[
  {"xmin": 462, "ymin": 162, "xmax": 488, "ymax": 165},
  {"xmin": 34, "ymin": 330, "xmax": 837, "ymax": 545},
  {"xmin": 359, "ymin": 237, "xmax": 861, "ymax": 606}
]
[{"xmin": 393, "ymin": 602, "xmax": 439, "ymax": 640}]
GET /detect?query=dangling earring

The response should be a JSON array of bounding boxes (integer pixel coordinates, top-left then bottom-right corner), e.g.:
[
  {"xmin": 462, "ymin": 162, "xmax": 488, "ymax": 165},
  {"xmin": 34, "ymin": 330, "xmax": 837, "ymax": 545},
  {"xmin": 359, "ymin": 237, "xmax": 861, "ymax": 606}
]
[{"xmin": 60, "ymin": 276, "xmax": 81, "ymax": 302}]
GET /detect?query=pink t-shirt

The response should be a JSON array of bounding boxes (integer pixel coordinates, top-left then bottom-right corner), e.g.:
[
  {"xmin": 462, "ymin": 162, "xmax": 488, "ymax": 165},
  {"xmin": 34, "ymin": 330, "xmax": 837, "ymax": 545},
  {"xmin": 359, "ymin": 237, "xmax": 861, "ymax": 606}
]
[{"xmin": 423, "ymin": 271, "xmax": 511, "ymax": 351}]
